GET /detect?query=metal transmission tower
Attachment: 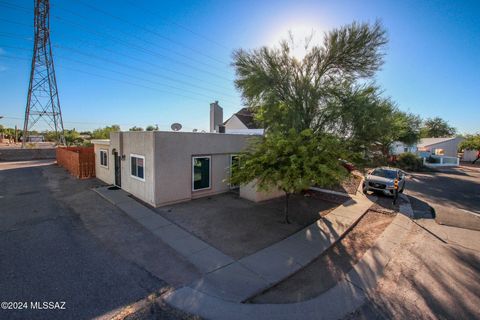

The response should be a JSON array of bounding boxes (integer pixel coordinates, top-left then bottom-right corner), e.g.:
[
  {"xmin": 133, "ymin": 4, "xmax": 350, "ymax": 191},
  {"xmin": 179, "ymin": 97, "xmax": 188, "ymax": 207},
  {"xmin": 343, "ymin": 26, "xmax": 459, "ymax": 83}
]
[{"xmin": 23, "ymin": 0, "xmax": 65, "ymax": 147}]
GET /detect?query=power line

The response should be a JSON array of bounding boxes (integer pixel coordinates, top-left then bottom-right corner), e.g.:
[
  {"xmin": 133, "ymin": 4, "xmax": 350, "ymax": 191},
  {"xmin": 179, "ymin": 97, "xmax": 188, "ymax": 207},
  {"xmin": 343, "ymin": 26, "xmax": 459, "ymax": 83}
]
[
  {"xmin": 125, "ymin": 0, "xmax": 230, "ymax": 51},
  {"xmin": 0, "ymin": 1, "xmax": 234, "ymax": 82},
  {"xmin": 54, "ymin": 2, "xmax": 229, "ymax": 72},
  {"xmin": 52, "ymin": 16, "xmax": 233, "ymax": 81},
  {"xmin": 5, "ymin": 5, "xmax": 234, "ymax": 90},
  {"xmin": 54, "ymin": 44, "xmax": 238, "ymax": 100},
  {"xmin": 1, "ymin": 54, "xmax": 236, "ymax": 108},
  {"xmin": 73, "ymin": 0, "xmax": 230, "ymax": 66},
  {"xmin": 1, "ymin": 41, "xmax": 238, "ymax": 103}
]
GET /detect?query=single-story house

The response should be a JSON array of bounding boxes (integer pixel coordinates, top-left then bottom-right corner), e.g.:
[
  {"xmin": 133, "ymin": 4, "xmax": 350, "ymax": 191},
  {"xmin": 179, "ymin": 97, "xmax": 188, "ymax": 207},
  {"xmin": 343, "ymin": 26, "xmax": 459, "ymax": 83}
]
[
  {"xmin": 391, "ymin": 137, "xmax": 463, "ymax": 158},
  {"xmin": 92, "ymin": 102, "xmax": 282, "ymax": 207}
]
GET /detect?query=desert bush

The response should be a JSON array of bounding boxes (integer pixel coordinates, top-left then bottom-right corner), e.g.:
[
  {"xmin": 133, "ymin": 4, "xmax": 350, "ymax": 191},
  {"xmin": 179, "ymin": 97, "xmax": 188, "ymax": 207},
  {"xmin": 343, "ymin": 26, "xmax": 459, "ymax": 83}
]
[{"xmin": 396, "ymin": 152, "xmax": 423, "ymax": 171}]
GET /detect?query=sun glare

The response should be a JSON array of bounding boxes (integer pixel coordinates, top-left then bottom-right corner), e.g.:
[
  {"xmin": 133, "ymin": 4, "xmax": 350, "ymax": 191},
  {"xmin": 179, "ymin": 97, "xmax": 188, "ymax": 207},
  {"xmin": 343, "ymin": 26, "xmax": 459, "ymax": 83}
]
[{"xmin": 269, "ymin": 24, "xmax": 323, "ymax": 60}]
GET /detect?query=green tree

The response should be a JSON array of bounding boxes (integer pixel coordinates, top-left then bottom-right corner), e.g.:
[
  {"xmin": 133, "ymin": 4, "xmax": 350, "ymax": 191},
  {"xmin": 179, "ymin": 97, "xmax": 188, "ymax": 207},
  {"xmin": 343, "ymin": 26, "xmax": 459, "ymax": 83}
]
[
  {"xmin": 325, "ymin": 83, "xmax": 419, "ymax": 159},
  {"xmin": 230, "ymin": 129, "xmax": 348, "ymax": 223},
  {"xmin": 64, "ymin": 129, "xmax": 83, "ymax": 146},
  {"xmin": 79, "ymin": 131, "xmax": 92, "ymax": 136},
  {"xmin": 91, "ymin": 125, "xmax": 121, "ymax": 139},
  {"xmin": 129, "ymin": 126, "xmax": 144, "ymax": 131},
  {"xmin": 459, "ymin": 134, "xmax": 480, "ymax": 164},
  {"xmin": 421, "ymin": 117, "xmax": 456, "ymax": 138},
  {"xmin": 146, "ymin": 125, "xmax": 158, "ymax": 131},
  {"xmin": 232, "ymin": 21, "xmax": 387, "ymax": 134}
]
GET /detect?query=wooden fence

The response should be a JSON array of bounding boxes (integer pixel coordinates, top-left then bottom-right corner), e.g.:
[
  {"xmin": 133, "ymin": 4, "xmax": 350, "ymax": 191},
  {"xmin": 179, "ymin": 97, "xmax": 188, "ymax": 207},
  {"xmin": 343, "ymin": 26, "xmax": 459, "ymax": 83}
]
[{"xmin": 56, "ymin": 147, "xmax": 95, "ymax": 179}]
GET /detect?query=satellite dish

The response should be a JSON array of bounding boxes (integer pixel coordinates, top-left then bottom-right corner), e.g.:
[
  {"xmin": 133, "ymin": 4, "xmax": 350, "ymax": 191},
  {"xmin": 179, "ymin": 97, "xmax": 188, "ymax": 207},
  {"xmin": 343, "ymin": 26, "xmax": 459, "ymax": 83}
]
[
  {"xmin": 192, "ymin": 129, "xmax": 198, "ymax": 133},
  {"xmin": 171, "ymin": 123, "xmax": 182, "ymax": 131}
]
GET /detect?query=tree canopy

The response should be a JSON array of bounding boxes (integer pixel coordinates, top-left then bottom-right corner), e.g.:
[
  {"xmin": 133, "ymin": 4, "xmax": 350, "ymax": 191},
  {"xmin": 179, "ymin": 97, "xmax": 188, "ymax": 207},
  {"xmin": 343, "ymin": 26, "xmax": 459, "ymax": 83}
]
[
  {"xmin": 459, "ymin": 134, "xmax": 480, "ymax": 151},
  {"xmin": 233, "ymin": 21, "xmax": 387, "ymax": 134},
  {"xmin": 91, "ymin": 125, "xmax": 121, "ymax": 139},
  {"xmin": 146, "ymin": 125, "xmax": 159, "ymax": 131},
  {"xmin": 420, "ymin": 117, "xmax": 456, "ymax": 138},
  {"xmin": 230, "ymin": 129, "xmax": 348, "ymax": 223}
]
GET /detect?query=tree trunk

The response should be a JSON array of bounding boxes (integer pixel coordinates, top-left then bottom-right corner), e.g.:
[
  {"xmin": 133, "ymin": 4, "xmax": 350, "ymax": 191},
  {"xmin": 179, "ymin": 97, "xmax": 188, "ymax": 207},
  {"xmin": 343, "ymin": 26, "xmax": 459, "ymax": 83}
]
[{"xmin": 284, "ymin": 192, "xmax": 291, "ymax": 224}]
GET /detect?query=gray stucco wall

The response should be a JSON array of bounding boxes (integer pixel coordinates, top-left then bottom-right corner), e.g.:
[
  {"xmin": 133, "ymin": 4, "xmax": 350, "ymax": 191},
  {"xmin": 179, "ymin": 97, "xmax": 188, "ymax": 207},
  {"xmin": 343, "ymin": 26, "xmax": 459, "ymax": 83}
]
[
  {"xmin": 110, "ymin": 132, "xmax": 156, "ymax": 206},
  {"xmin": 95, "ymin": 131, "xmax": 253, "ymax": 207},
  {"xmin": 93, "ymin": 142, "xmax": 114, "ymax": 185},
  {"xmin": 153, "ymin": 131, "xmax": 252, "ymax": 206},
  {"xmin": 424, "ymin": 137, "xmax": 463, "ymax": 157}
]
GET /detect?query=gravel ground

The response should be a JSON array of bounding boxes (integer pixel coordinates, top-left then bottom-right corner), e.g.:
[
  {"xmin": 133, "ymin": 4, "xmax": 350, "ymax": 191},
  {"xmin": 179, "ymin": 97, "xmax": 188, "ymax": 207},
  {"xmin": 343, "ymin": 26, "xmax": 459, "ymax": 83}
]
[
  {"xmin": 343, "ymin": 223, "xmax": 480, "ymax": 319},
  {"xmin": 250, "ymin": 210, "xmax": 395, "ymax": 304},
  {"xmin": 157, "ymin": 192, "xmax": 339, "ymax": 260}
]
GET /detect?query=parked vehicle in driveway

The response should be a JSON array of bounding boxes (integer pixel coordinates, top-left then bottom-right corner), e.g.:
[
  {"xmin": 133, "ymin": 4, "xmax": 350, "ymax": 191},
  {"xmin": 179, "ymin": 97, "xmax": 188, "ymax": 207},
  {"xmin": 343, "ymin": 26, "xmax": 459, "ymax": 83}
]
[{"xmin": 363, "ymin": 167, "xmax": 406, "ymax": 196}]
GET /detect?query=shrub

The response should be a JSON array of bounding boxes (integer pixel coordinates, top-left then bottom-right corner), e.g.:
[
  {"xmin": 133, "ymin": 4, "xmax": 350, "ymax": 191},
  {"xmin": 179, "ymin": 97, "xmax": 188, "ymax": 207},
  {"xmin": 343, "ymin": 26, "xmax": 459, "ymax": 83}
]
[{"xmin": 396, "ymin": 152, "xmax": 423, "ymax": 171}]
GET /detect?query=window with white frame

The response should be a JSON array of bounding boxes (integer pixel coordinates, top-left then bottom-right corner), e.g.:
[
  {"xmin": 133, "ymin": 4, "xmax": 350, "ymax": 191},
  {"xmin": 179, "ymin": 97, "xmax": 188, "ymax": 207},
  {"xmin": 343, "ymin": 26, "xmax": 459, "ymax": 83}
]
[
  {"xmin": 192, "ymin": 156, "xmax": 211, "ymax": 190},
  {"xmin": 99, "ymin": 149, "xmax": 108, "ymax": 168},
  {"xmin": 130, "ymin": 154, "xmax": 145, "ymax": 181}
]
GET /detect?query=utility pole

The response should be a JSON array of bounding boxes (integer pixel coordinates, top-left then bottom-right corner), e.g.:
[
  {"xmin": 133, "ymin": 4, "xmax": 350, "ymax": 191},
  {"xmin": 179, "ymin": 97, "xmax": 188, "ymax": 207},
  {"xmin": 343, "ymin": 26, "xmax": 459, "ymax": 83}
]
[{"xmin": 23, "ymin": 0, "xmax": 65, "ymax": 148}]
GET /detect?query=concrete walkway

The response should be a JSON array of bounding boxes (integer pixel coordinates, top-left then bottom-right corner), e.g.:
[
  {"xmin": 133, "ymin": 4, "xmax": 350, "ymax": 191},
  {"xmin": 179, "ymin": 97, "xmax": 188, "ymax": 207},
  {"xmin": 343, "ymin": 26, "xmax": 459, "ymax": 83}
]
[
  {"xmin": 164, "ymin": 213, "xmax": 414, "ymax": 320},
  {"xmin": 189, "ymin": 195, "xmax": 373, "ymax": 302},
  {"xmin": 95, "ymin": 186, "xmax": 373, "ymax": 304},
  {"xmin": 94, "ymin": 187, "xmax": 234, "ymax": 274}
]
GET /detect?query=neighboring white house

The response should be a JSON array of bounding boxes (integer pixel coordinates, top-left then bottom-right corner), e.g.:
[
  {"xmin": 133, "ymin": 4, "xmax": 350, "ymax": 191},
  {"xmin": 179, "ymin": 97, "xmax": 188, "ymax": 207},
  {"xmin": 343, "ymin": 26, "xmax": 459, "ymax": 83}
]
[
  {"xmin": 415, "ymin": 137, "xmax": 464, "ymax": 158},
  {"xmin": 391, "ymin": 137, "xmax": 463, "ymax": 158},
  {"xmin": 391, "ymin": 137, "xmax": 464, "ymax": 167},
  {"xmin": 92, "ymin": 102, "xmax": 280, "ymax": 207},
  {"xmin": 209, "ymin": 101, "xmax": 264, "ymax": 135}
]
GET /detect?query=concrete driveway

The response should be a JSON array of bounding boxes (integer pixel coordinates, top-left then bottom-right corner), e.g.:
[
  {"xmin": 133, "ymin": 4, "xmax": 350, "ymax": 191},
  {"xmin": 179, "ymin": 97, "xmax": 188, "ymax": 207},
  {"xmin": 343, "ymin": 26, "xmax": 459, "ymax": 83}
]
[
  {"xmin": 344, "ymin": 165, "xmax": 480, "ymax": 319},
  {"xmin": 0, "ymin": 161, "xmax": 198, "ymax": 320}
]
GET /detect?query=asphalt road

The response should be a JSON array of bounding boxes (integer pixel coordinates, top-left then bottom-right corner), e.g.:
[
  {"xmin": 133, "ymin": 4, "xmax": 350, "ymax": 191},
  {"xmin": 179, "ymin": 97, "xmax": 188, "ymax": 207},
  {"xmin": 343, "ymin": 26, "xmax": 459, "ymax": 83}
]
[
  {"xmin": 0, "ymin": 161, "xmax": 195, "ymax": 320},
  {"xmin": 405, "ymin": 166, "xmax": 480, "ymax": 213},
  {"xmin": 404, "ymin": 166, "xmax": 480, "ymax": 230}
]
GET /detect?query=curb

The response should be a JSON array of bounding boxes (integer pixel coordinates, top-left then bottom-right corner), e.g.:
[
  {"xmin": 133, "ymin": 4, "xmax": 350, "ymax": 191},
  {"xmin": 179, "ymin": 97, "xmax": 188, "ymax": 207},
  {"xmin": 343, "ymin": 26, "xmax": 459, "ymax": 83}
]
[{"xmin": 164, "ymin": 206, "xmax": 414, "ymax": 320}]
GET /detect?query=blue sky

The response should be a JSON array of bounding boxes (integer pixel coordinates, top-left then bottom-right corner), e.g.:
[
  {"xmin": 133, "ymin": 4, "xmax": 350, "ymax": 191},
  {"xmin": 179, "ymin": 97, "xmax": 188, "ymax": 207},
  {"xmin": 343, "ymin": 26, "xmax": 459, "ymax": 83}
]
[{"xmin": 1, "ymin": 0, "xmax": 479, "ymax": 133}]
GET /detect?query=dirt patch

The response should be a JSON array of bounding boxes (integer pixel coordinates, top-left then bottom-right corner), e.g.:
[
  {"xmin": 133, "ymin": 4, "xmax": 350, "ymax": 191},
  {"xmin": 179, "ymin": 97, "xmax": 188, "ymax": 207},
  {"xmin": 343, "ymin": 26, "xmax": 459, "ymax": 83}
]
[
  {"xmin": 316, "ymin": 174, "xmax": 362, "ymax": 195},
  {"xmin": 156, "ymin": 192, "xmax": 340, "ymax": 260},
  {"xmin": 250, "ymin": 210, "xmax": 395, "ymax": 304}
]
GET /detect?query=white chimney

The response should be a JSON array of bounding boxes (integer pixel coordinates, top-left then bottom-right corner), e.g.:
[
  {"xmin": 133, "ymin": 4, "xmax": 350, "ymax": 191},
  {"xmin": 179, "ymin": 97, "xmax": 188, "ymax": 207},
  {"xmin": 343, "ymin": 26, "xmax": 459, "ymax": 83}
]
[{"xmin": 209, "ymin": 101, "xmax": 223, "ymax": 133}]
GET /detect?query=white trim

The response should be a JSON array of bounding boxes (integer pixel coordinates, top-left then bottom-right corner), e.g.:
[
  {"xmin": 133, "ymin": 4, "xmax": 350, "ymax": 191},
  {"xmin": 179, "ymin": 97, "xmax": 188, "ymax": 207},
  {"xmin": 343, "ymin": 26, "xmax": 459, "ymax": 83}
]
[
  {"xmin": 99, "ymin": 149, "xmax": 108, "ymax": 168},
  {"xmin": 91, "ymin": 139, "xmax": 111, "ymax": 145},
  {"xmin": 192, "ymin": 156, "xmax": 211, "ymax": 191},
  {"xmin": 130, "ymin": 154, "xmax": 146, "ymax": 182}
]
